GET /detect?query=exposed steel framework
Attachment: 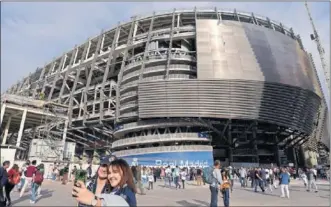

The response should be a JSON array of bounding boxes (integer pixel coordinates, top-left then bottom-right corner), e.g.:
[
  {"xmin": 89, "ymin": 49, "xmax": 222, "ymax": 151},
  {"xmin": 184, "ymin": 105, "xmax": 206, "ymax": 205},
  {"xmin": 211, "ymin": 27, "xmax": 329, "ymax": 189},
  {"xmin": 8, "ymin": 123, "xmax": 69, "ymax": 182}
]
[{"xmin": 2, "ymin": 8, "xmax": 327, "ymax": 165}]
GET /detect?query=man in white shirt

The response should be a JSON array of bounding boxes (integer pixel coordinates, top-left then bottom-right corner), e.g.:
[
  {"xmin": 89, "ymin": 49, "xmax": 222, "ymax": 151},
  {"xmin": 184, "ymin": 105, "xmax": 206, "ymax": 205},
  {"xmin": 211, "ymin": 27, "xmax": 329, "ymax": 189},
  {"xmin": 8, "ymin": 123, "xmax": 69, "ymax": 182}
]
[
  {"xmin": 164, "ymin": 166, "xmax": 172, "ymax": 187},
  {"xmin": 239, "ymin": 167, "xmax": 247, "ymax": 188}
]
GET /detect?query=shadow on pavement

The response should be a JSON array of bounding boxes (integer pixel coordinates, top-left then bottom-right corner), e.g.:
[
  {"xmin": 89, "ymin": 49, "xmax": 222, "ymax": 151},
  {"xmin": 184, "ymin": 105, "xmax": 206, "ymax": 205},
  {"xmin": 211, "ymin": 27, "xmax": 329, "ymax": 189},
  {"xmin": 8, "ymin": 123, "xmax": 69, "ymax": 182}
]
[
  {"xmin": 193, "ymin": 199, "xmax": 209, "ymax": 206},
  {"xmin": 11, "ymin": 189, "xmax": 54, "ymax": 205},
  {"xmin": 176, "ymin": 200, "xmax": 201, "ymax": 207},
  {"xmin": 241, "ymin": 188, "xmax": 281, "ymax": 198},
  {"xmin": 157, "ymin": 184, "xmax": 176, "ymax": 189},
  {"xmin": 36, "ymin": 190, "xmax": 54, "ymax": 203}
]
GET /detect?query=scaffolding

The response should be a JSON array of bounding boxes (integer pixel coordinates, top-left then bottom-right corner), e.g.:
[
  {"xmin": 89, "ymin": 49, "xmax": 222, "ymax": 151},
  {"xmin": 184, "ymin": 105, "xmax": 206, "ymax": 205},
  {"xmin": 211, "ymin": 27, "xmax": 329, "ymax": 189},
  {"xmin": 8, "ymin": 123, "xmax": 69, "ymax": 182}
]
[{"xmin": 1, "ymin": 93, "xmax": 69, "ymax": 161}]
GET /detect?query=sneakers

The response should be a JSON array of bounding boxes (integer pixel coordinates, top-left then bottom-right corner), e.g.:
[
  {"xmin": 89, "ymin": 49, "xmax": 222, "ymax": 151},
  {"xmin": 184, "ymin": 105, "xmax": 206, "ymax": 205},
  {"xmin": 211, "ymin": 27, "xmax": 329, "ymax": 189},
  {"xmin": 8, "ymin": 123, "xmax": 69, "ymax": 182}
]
[{"xmin": 29, "ymin": 200, "xmax": 35, "ymax": 204}]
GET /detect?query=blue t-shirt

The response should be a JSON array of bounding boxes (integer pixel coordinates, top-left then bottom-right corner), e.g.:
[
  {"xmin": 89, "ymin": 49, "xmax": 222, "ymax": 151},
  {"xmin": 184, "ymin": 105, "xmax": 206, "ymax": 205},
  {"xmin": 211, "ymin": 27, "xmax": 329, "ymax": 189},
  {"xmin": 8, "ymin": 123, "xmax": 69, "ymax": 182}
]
[{"xmin": 280, "ymin": 172, "xmax": 290, "ymax": 185}]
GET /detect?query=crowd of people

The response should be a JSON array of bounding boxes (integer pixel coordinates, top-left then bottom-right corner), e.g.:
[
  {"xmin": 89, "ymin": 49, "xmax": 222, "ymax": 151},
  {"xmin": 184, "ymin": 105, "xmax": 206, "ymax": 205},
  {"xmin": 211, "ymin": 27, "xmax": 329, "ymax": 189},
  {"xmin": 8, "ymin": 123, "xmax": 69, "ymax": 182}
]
[
  {"xmin": 0, "ymin": 156, "xmax": 327, "ymax": 207},
  {"xmin": 0, "ymin": 160, "xmax": 45, "ymax": 206}
]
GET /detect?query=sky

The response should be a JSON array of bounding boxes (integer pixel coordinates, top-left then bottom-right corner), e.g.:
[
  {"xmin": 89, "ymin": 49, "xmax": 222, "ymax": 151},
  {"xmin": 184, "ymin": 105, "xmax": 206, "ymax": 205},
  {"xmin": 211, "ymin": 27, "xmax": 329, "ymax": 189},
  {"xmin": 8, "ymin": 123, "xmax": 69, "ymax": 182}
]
[{"xmin": 1, "ymin": 2, "xmax": 330, "ymax": 106}]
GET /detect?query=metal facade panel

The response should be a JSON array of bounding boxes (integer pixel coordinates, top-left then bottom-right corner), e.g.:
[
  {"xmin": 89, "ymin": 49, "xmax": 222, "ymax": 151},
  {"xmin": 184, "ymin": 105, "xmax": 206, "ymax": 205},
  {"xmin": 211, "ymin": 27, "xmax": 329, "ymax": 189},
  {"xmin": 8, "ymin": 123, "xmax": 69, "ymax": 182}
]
[
  {"xmin": 138, "ymin": 80, "xmax": 321, "ymax": 135},
  {"xmin": 196, "ymin": 20, "xmax": 321, "ymax": 96}
]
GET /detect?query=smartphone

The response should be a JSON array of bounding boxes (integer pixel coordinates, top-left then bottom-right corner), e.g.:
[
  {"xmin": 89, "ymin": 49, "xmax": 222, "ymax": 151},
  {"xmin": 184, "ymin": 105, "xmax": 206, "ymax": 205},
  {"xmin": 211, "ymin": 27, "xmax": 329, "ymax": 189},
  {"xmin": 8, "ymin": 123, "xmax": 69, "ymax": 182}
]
[
  {"xmin": 72, "ymin": 170, "xmax": 87, "ymax": 198},
  {"xmin": 74, "ymin": 169, "xmax": 87, "ymax": 186}
]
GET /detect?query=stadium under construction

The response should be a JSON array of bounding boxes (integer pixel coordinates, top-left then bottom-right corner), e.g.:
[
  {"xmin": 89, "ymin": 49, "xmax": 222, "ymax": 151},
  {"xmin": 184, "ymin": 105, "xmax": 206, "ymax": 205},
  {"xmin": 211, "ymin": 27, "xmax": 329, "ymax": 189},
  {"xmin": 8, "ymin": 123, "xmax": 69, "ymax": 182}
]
[{"xmin": 1, "ymin": 8, "xmax": 329, "ymax": 168}]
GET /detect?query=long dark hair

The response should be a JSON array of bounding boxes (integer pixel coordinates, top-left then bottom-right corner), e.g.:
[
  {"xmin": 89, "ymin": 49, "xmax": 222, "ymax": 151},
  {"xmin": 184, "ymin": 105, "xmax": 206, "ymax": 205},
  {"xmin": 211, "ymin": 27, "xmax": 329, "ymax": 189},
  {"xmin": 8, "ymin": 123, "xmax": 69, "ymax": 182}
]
[
  {"xmin": 109, "ymin": 159, "xmax": 137, "ymax": 193},
  {"xmin": 11, "ymin": 164, "xmax": 19, "ymax": 171}
]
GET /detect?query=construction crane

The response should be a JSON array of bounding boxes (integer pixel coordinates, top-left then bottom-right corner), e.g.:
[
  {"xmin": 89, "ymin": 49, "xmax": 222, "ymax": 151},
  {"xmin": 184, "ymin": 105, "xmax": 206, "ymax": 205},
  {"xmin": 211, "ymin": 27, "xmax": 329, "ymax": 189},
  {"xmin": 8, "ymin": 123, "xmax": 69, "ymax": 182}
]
[{"xmin": 305, "ymin": 1, "xmax": 330, "ymax": 92}]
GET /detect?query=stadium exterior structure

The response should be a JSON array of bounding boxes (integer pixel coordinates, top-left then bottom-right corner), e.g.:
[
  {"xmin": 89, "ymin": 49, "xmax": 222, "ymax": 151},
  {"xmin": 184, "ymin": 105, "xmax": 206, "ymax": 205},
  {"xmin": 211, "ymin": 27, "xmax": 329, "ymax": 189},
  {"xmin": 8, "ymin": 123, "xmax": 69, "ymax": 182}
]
[{"xmin": 3, "ymin": 8, "xmax": 328, "ymax": 167}]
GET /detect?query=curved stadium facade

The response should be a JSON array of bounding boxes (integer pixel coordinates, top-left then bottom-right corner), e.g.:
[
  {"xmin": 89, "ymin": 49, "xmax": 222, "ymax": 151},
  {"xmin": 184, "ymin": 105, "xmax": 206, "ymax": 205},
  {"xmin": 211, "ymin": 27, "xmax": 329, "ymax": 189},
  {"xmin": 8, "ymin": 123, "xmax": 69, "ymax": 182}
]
[{"xmin": 6, "ymin": 8, "xmax": 327, "ymax": 167}]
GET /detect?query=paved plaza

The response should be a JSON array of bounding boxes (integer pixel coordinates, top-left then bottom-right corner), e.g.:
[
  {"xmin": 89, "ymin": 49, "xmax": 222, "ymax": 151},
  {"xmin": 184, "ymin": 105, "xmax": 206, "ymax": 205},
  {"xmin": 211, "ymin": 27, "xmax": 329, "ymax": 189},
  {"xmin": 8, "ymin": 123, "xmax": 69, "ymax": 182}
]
[{"xmin": 10, "ymin": 179, "xmax": 330, "ymax": 206}]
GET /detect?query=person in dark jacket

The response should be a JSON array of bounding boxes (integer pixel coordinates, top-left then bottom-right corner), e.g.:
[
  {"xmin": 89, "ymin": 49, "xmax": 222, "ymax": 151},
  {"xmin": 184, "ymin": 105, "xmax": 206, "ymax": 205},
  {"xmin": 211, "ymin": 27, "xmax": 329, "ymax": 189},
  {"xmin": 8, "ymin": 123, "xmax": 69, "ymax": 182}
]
[
  {"xmin": 78, "ymin": 156, "xmax": 112, "ymax": 207},
  {"xmin": 0, "ymin": 161, "xmax": 10, "ymax": 207}
]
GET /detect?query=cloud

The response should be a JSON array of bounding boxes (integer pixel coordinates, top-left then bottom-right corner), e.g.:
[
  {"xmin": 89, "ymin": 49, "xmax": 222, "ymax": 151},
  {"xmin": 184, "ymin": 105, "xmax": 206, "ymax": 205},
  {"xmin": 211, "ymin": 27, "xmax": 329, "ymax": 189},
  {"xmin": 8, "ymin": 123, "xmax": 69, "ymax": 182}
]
[{"xmin": 1, "ymin": 2, "xmax": 330, "ymax": 107}]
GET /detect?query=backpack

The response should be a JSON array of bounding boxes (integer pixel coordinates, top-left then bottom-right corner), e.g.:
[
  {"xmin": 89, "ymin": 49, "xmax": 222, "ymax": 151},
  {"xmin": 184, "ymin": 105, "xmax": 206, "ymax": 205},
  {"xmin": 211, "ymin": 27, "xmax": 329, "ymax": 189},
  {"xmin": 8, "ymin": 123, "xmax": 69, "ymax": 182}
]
[
  {"xmin": 202, "ymin": 167, "xmax": 214, "ymax": 184},
  {"xmin": 34, "ymin": 170, "xmax": 44, "ymax": 184},
  {"xmin": 9, "ymin": 173, "xmax": 21, "ymax": 185}
]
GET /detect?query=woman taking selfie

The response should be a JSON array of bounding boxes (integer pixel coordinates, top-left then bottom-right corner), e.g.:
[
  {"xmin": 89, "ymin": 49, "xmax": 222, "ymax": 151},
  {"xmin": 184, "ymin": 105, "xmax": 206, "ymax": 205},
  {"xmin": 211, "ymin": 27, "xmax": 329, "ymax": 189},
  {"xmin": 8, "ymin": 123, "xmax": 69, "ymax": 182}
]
[{"xmin": 73, "ymin": 159, "xmax": 137, "ymax": 207}]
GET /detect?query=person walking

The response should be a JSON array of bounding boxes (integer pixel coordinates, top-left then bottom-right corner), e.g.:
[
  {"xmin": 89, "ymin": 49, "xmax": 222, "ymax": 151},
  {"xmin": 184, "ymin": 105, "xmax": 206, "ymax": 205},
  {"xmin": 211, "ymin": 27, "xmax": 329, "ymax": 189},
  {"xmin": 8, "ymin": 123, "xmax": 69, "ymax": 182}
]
[
  {"xmin": 254, "ymin": 168, "xmax": 265, "ymax": 193},
  {"xmin": 20, "ymin": 160, "xmax": 37, "ymax": 198},
  {"xmin": 173, "ymin": 166, "xmax": 181, "ymax": 189},
  {"xmin": 180, "ymin": 168, "xmax": 187, "ymax": 189},
  {"xmin": 220, "ymin": 169, "xmax": 231, "ymax": 207},
  {"xmin": 196, "ymin": 168, "xmax": 203, "ymax": 186},
  {"xmin": 239, "ymin": 167, "xmax": 247, "ymax": 188},
  {"xmin": 209, "ymin": 160, "xmax": 223, "ymax": 207},
  {"xmin": 36, "ymin": 164, "xmax": 45, "ymax": 198},
  {"xmin": 164, "ymin": 166, "xmax": 172, "ymax": 188},
  {"xmin": 148, "ymin": 172, "xmax": 154, "ymax": 190},
  {"xmin": 30, "ymin": 163, "xmax": 44, "ymax": 204},
  {"xmin": 0, "ymin": 161, "xmax": 10, "ymax": 207},
  {"xmin": 279, "ymin": 167, "xmax": 290, "ymax": 198},
  {"xmin": 6, "ymin": 164, "xmax": 20, "ymax": 206},
  {"xmin": 306, "ymin": 168, "xmax": 318, "ymax": 193},
  {"xmin": 17, "ymin": 161, "xmax": 29, "ymax": 193}
]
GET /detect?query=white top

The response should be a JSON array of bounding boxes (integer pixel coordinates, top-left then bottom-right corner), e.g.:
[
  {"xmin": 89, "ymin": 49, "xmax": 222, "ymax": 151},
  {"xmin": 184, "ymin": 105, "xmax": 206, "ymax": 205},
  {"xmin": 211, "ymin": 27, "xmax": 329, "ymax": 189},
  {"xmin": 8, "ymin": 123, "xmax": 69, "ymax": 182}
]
[
  {"xmin": 312, "ymin": 169, "xmax": 317, "ymax": 176},
  {"xmin": 269, "ymin": 169, "xmax": 273, "ymax": 175},
  {"xmin": 100, "ymin": 194, "xmax": 129, "ymax": 207},
  {"xmin": 148, "ymin": 175, "xmax": 154, "ymax": 182},
  {"xmin": 265, "ymin": 170, "xmax": 270, "ymax": 179},
  {"xmin": 239, "ymin": 169, "xmax": 247, "ymax": 178},
  {"xmin": 180, "ymin": 171, "xmax": 187, "ymax": 180}
]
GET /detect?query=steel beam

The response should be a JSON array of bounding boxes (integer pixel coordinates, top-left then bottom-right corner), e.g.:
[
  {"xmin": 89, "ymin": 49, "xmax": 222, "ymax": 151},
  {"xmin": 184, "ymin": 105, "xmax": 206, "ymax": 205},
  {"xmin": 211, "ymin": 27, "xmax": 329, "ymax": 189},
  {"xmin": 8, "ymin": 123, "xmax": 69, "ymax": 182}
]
[
  {"xmin": 266, "ymin": 17, "xmax": 275, "ymax": 30},
  {"xmin": 59, "ymin": 46, "xmax": 78, "ymax": 103},
  {"xmin": 0, "ymin": 103, "xmax": 6, "ymax": 126},
  {"xmin": 251, "ymin": 13, "xmax": 258, "ymax": 25},
  {"xmin": 41, "ymin": 59, "xmax": 56, "ymax": 94},
  {"xmin": 86, "ymin": 40, "xmax": 92, "ymax": 60},
  {"xmin": 61, "ymin": 120, "xmax": 68, "ymax": 159},
  {"xmin": 68, "ymin": 39, "xmax": 90, "ymax": 126},
  {"xmin": 83, "ymin": 30, "xmax": 104, "ymax": 124},
  {"xmin": 2, "ymin": 116, "xmax": 11, "ymax": 145},
  {"xmin": 48, "ymin": 54, "xmax": 66, "ymax": 100},
  {"xmin": 252, "ymin": 122, "xmax": 259, "ymax": 163},
  {"xmin": 99, "ymin": 25, "xmax": 120, "ymax": 122},
  {"xmin": 139, "ymin": 12, "xmax": 155, "ymax": 82},
  {"xmin": 16, "ymin": 108, "xmax": 27, "ymax": 147},
  {"xmin": 32, "ymin": 64, "xmax": 47, "ymax": 98},
  {"xmin": 68, "ymin": 69, "xmax": 82, "ymax": 127},
  {"xmin": 165, "ymin": 9, "xmax": 176, "ymax": 80},
  {"xmin": 116, "ymin": 17, "xmax": 137, "ymax": 122}
]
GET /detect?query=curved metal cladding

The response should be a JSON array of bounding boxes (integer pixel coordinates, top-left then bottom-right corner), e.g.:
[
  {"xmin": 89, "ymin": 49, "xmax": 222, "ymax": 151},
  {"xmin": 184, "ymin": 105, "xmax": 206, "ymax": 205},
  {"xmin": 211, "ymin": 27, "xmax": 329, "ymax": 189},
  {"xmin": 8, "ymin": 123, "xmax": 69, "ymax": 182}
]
[
  {"xmin": 138, "ymin": 20, "xmax": 321, "ymax": 135},
  {"xmin": 113, "ymin": 9, "xmax": 322, "ymax": 164}
]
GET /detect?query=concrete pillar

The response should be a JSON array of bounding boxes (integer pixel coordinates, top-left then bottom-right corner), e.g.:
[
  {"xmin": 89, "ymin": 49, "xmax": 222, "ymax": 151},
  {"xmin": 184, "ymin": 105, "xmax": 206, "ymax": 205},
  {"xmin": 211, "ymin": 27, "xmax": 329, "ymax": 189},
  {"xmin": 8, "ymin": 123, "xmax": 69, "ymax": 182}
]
[
  {"xmin": 16, "ymin": 109, "xmax": 27, "ymax": 147},
  {"xmin": 228, "ymin": 121, "xmax": 233, "ymax": 164},
  {"xmin": 61, "ymin": 120, "xmax": 69, "ymax": 160},
  {"xmin": 274, "ymin": 135, "xmax": 281, "ymax": 167},
  {"xmin": 2, "ymin": 116, "xmax": 12, "ymax": 145},
  {"xmin": 0, "ymin": 104, "xmax": 6, "ymax": 126}
]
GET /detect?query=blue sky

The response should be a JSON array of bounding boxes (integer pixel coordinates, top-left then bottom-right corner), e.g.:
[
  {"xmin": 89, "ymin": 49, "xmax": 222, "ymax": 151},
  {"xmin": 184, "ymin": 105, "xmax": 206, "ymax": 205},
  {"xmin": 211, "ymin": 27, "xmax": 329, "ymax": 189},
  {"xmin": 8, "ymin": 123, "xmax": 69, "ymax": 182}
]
[{"xmin": 1, "ymin": 2, "xmax": 330, "ymax": 105}]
